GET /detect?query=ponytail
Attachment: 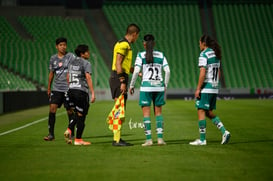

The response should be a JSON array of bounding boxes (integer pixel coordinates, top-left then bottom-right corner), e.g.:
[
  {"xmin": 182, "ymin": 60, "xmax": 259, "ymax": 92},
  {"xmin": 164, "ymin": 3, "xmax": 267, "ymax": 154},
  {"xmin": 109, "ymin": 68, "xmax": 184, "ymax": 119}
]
[
  {"xmin": 200, "ymin": 35, "xmax": 222, "ymax": 60},
  {"xmin": 143, "ymin": 34, "xmax": 155, "ymax": 64}
]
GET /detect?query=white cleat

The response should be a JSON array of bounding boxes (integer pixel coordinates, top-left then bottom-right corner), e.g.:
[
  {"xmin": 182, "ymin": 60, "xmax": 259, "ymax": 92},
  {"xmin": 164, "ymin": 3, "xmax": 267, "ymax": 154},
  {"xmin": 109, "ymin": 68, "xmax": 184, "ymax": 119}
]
[
  {"xmin": 157, "ymin": 138, "xmax": 166, "ymax": 146},
  {"xmin": 221, "ymin": 131, "xmax": 231, "ymax": 145},
  {"xmin": 142, "ymin": 139, "xmax": 153, "ymax": 147},
  {"xmin": 189, "ymin": 139, "xmax": 207, "ymax": 145}
]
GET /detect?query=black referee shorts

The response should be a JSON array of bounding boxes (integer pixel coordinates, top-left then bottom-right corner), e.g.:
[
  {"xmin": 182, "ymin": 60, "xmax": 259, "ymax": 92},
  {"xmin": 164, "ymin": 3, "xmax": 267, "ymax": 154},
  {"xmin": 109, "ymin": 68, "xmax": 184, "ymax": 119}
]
[{"xmin": 109, "ymin": 71, "xmax": 128, "ymax": 100}]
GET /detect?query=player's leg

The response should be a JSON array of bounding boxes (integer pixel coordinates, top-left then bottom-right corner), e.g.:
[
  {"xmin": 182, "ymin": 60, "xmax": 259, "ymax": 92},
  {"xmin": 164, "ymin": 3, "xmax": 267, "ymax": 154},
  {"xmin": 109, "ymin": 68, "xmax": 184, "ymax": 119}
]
[
  {"xmin": 64, "ymin": 91, "xmax": 75, "ymax": 138},
  {"xmin": 139, "ymin": 91, "xmax": 153, "ymax": 146},
  {"xmin": 154, "ymin": 92, "xmax": 166, "ymax": 145},
  {"xmin": 73, "ymin": 91, "xmax": 90, "ymax": 145},
  {"xmin": 142, "ymin": 106, "xmax": 153, "ymax": 146},
  {"xmin": 206, "ymin": 110, "xmax": 227, "ymax": 134},
  {"xmin": 44, "ymin": 103, "xmax": 58, "ymax": 141},
  {"xmin": 44, "ymin": 91, "xmax": 62, "ymax": 141},
  {"xmin": 190, "ymin": 93, "xmax": 208, "ymax": 145},
  {"xmin": 206, "ymin": 94, "xmax": 231, "ymax": 144}
]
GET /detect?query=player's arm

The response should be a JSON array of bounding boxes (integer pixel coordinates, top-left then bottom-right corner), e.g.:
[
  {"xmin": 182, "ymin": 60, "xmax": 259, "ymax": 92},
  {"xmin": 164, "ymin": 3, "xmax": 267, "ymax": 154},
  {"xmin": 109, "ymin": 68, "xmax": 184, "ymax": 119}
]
[
  {"xmin": 195, "ymin": 67, "xmax": 206, "ymax": 99},
  {"xmin": 163, "ymin": 65, "xmax": 170, "ymax": 89},
  {"xmin": 116, "ymin": 53, "xmax": 125, "ymax": 78},
  {"xmin": 129, "ymin": 66, "xmax": 141, "ymax": 95},
  {"xmin": 115, "ymin": 53, "xmax": 126, "ymax": 94},
  {"xmin": 66, "ymin": 72, "xmax": 69, "ymax": 84},
  {"xmin": 86, "ymin": 73, "xmax": 95, "ymax": 103},
  {"xmin": 47, "ymin": 71, "xmax": 54, "ymax": 97}
]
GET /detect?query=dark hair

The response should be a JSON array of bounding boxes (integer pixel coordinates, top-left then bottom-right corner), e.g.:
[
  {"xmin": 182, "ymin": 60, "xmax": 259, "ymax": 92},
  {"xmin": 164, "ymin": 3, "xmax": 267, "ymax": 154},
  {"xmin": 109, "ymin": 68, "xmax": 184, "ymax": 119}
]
[
  {"xmin": 55, "ymin": 37, "xmax": 67, "ymax": 45},
  {"xmin": 75, "ymin": 44, "xmax": 89, "ymax": 57},
  {"xmin": 144, "ymin": 34, "xmax": 155, "ymax": 64},
  {"xmin": 126, "ymin": 23, "xmax": 140, "ymax": 35},
  {"xmin": 200, "ymin": 34, "xmax": 222, "ymax": 59}
]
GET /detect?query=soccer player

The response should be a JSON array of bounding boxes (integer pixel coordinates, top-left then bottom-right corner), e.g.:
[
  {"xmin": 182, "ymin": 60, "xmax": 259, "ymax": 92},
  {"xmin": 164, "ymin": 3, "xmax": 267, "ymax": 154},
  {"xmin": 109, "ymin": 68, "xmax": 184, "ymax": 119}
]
[
  {"xmin": 129, "ymin": 34, "xmax": 170, "ymax": 146},
  {"xmin": 64, "ymin": 44, "xmax": 95, "ymax": 145},
  {"xmin": 109, "ymin": 23, "xmax": 140, "ymax": 146},
  {"xmin": 189, "ymin": 34, "xmax": 231, "ymax": 146},
  {"xmin": 44, "ymin": 37, "xmax": 75, "ymax": 141}
]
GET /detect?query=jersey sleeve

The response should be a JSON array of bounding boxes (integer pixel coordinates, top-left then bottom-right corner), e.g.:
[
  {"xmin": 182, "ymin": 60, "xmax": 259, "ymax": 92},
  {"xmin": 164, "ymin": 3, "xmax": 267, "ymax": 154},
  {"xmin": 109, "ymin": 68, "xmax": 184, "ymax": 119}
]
[
  {"xmin": 134, "ymin": 53, "xmax": 143, "ymax": 67},
  {"xmin": 163, "ymin": 56, "xmax": 169, "ymax": 68},
  {"xmin": 198, "ymin": 52, "xmax": 207, "ymax": 67},
  {"xmin": 49, "ymin": 55, "xmax": 55, "ymax": 72},
  {"xmin": 116, "ymin": 41, "xmax": 129, "ymax": 56},
  {"xmin": 83, "ymin": 59, "xmax": 92, "ymax": 75}
]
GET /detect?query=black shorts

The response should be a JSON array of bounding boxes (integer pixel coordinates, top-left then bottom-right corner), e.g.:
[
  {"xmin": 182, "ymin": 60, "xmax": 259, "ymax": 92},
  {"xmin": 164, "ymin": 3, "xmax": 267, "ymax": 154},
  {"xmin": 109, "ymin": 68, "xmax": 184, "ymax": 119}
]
[
  {"xmin": 49, "ymin": 91, "xmax": 70, "ymax": 109},
  {"xmin": 109, "ymin": 71, "xmax": 128, "ymax": 100},
  {"xmin": 68, "ymin": 89, "xmax": 90, "ymax": 115}
]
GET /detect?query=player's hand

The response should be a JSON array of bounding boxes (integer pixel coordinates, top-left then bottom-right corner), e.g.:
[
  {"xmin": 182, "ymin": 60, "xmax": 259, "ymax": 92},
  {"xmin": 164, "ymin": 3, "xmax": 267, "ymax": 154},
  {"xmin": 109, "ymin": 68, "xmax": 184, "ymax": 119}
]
[
  {"xmin": 195, "ymin": 89, "xmax": 201, "ymax": 99},
  {"xmin": 129, "ymin": 88, "xmax": 134, "ymax": 95},
  {"xmin": 91, "ymin": 94, "xmax": 96, "ymax": 103},
  {"xmin": 47, "ymin": 89, "xmax": 51, "ymax": 98},
  {"xmin": 120, "ymin": 83, "xmax": 127, "ymax": 94}
]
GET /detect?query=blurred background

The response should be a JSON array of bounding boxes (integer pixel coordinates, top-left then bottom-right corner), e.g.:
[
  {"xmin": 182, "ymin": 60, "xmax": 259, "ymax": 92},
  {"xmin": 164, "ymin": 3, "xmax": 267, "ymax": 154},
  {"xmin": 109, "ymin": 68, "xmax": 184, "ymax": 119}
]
[{"xmin": 0, "ymin": 0, "xmax": 272, "ymax": 113}]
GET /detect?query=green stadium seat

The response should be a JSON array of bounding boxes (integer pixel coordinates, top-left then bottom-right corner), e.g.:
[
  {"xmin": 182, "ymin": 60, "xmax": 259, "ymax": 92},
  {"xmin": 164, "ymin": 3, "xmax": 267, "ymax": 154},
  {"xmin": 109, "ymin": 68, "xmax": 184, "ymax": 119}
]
[
  {"xmin": 1, "ymin": 16, "xmax": 110, "ymax": 90},
  {"xmin": 213, "ymin": 4, "xmax": 273, "ymax": 89}
]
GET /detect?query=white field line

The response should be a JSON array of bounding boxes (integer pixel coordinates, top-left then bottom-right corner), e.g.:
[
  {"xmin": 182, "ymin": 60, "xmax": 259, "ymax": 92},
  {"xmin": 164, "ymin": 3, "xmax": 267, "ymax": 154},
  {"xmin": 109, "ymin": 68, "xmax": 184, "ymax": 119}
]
[{"xmin": 0, "ymin": 111, "xmax": 66, "ymax": 136}]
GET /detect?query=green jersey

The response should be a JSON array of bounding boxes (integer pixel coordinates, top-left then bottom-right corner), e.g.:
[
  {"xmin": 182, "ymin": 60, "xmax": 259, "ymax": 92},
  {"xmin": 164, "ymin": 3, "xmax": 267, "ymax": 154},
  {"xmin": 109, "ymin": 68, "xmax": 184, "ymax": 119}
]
[{"xmin": 198, "ymin": 48, "xmax": 220, "ymax": 94}]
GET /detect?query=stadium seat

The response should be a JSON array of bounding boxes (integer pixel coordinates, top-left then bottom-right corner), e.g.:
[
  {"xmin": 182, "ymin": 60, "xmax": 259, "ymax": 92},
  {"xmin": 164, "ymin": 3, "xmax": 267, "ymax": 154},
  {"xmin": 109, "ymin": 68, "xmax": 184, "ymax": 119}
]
[
  {"xmin": 1, "ymin": 16, "xmax": 110, "ymax": 90},
  {"xmin": 213, "ymin": 4, "xmax": 273, "ymax": 88}
]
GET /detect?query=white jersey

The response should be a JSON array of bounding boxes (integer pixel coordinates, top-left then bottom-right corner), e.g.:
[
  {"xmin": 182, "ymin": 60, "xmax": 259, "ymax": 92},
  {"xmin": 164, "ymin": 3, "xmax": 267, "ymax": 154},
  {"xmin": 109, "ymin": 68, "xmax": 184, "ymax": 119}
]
[
  {"xmin": 134, "ymin": 50, "xmax": 169, "ymax": 92},
  {"xmin": 198, "ymin": 48, "xmax": 220, "ymax": 94}
]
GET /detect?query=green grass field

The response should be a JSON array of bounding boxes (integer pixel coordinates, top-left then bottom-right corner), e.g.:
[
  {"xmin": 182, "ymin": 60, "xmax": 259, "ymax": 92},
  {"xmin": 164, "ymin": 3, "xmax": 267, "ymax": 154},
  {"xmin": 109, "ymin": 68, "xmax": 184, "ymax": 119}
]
[{"xmin": 0, "ymin": 99, "xmax": 272, "ymax": 181}]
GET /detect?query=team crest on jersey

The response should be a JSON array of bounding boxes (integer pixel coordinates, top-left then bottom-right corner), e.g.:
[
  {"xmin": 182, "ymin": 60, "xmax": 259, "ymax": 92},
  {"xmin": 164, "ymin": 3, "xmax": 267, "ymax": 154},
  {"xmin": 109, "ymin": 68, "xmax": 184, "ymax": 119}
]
[{"xmin": 58, "ymin": 62, "xmax": 63, "ymax": 67}]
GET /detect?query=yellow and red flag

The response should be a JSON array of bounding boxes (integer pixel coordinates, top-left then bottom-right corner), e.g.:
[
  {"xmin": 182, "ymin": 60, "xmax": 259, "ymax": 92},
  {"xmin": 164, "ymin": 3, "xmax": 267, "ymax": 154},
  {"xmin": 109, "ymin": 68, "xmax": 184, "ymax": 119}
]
[{"xmin": 106, "ymin": 94, "xmax": 125, "ymax": 133}]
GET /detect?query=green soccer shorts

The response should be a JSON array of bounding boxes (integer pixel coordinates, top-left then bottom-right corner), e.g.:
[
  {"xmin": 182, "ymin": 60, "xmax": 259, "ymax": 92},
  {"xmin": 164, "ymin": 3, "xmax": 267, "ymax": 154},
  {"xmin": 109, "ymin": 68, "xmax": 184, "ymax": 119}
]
[
  {"xmin": 139, "ymin": 91, "xmax": 165, "ymax": 107},
  {"xmin": 195, "ymin": 93, "xmax": 217, "ymax": 110}
]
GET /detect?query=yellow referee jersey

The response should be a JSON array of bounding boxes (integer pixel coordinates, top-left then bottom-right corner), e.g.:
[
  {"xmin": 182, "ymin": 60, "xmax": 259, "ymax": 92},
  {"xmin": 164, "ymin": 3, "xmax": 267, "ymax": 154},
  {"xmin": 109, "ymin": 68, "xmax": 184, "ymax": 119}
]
[{"xmin": 111, "ymin": 38, "xmax": 132, "ymax": 75}]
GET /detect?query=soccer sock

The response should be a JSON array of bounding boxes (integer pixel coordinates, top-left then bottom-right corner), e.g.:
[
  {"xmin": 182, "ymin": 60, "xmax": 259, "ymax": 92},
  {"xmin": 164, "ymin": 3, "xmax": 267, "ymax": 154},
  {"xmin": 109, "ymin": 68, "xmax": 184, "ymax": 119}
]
[
  {"xmin": 143, "ymin": 117, "xmax": 152, "ymax": 140},
  {"xmin": 48, "ymin": 112, "xmax": 55, "ymax": 136},
  {"xmin": 76, "ymin": 114, "xmax": 85, "ymax": 139},
  {"xmin": 113, "ymin": 130, "xmax": 121, "ymax": 142},
  {"xmin": 68, "ymin": 119, "xmax": 77, "ymax": 137},
  {"xmin": 68, "ymin": 113, "xmax": 76, "ymax": 136},
  {"xmin": 211, "ymin": 116, "xmax": 226, "ymax": 134},
  {"xmin": 198, "ymin": 119, "xmax": 206, "ymax": 141},
  {"xmin": 156, "ymin": 115, "xmax": 164, "ymax": 139}
]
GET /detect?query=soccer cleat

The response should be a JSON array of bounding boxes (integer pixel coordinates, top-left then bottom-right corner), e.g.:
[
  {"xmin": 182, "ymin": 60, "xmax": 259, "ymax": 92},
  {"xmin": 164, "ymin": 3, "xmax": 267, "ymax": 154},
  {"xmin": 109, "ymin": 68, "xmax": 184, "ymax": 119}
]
[
  {"xmin": 189, "ymin": 139, "xmax": 207, "ymax": 145},
  {"xmin": 157, "ymin": 138, "xmax": 166, "ymax": 146},
  {"xmin": 64, "ymin": 128, "xmax": 72, "ymax": 144},
  {"xmin": 112, "ymin": 139, "xmax": 133, "ymax": 146},
  {"xmin": 74, "ymin": 139, "xmax": 91, "ymax": 145},
  {"xmin": 221, "ymin": 131, "xmax": 231, "ymax": 145},
  {"xmin": 142, "ymin": 139, "xmax": 153, "ymax": 147},
  {"xmin": 44, "ymin": 134, "xmax": 54, "ymax": 141}
]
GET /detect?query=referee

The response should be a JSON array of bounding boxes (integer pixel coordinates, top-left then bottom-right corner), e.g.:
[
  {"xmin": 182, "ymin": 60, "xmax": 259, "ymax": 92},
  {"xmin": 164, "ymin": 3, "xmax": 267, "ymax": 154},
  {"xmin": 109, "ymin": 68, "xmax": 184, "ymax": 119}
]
[{"xmin": 109, "ymin": 23, "xmax": 140, "ymax": 146}]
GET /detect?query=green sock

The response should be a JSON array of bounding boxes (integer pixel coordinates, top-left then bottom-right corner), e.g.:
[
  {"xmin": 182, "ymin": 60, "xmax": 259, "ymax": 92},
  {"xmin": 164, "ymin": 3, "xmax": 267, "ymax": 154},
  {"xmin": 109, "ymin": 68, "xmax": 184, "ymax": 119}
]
[
  {"xmin": 143, "ymin": 117, "xmax": 152, "ymax": 140},
  {"xmin": 198, "ymin": 119, "xmax": 206, "ymax": 141},
  {"xmin": 212, "ymin": 116, "xmax": 226, "ymax": 134},
  {"xmin": 156, "ymin": 115, "xmax": 164, "ymax": 139}
]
